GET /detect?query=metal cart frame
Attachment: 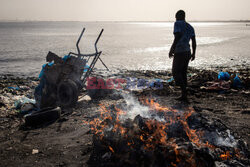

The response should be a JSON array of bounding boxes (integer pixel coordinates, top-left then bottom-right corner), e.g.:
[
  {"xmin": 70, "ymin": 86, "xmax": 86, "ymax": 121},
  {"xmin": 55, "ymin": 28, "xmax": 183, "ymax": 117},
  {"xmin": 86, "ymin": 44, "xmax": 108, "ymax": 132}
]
[{"xmin": 67, "ymin": 28, "xmax": 108, "ymax": 87}]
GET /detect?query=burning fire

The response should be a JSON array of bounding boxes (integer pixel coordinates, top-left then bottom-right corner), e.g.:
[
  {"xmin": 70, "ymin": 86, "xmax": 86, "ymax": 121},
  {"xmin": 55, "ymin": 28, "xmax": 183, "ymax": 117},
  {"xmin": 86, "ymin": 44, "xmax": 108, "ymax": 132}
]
[
  {"xmin": 84, "ymin": 98, "xmax": 246, "ymax": 166},
  {"xmin": 220, "ymin": 151, "xmax": 231, "ymax": 160}
]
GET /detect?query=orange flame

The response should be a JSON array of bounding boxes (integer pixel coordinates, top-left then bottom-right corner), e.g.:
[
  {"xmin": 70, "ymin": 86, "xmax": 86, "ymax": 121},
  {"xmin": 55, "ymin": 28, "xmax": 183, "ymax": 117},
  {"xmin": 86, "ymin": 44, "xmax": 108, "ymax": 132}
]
[
  {"xmin": 109, "ymin": 146, "xmax": 115, "ymax": 153},
  {"xmin": 83, "ymin": 98, "xmax": 240, "ymax": 165},
  {"xmin": 220, "ymin": 151, "xmax": 231, "ymax": 160}
]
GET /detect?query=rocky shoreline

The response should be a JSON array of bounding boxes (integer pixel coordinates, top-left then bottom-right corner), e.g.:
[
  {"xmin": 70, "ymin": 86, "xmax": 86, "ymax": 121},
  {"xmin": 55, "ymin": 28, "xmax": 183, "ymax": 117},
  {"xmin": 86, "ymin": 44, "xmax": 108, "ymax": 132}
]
[{"xmin": 0, "ymin": 67, "xmax": 249, "ymax": 166}]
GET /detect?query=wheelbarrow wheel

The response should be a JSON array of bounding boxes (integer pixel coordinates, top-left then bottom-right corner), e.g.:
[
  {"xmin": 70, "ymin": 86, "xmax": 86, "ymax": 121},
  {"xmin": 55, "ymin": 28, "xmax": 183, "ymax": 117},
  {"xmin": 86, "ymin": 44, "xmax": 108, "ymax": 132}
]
[{"xmin": 57, "ymin": 79, "xmax": 78, "ymax": 108}]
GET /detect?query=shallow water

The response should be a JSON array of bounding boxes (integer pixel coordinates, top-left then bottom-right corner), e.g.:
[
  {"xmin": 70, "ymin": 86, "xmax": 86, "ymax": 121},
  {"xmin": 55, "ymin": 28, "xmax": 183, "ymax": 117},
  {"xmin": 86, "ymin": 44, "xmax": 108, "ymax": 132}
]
[{"xmin": 0, "ymin": 21, "xmax": 249, "ymax": 77}]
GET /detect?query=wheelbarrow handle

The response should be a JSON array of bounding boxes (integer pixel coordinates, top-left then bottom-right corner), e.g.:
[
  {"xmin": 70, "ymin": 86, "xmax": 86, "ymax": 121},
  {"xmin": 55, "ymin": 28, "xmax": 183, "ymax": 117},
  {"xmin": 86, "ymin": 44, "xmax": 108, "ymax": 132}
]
[
  {"xmin": 76, "ymin": 28, "xmax": 85, "ymax": 54},
  {"xmin": 95, "ymin": 29, "xmax": 104, "ymax": 53}
]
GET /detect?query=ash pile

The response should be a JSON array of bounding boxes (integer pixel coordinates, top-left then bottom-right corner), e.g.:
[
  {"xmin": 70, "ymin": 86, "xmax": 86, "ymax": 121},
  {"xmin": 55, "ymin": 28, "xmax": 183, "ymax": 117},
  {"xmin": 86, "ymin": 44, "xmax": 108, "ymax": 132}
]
[{"xmin": 85, "ymin": 96, "xmax": 249, "ymax": 167}]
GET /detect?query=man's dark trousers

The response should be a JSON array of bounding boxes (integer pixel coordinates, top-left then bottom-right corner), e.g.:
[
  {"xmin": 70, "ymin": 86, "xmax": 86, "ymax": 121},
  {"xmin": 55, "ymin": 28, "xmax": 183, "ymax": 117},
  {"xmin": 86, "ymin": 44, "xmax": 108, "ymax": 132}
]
[{"xmin": 172, "ymin": 51, "xmax": 191, "ymax": 91}]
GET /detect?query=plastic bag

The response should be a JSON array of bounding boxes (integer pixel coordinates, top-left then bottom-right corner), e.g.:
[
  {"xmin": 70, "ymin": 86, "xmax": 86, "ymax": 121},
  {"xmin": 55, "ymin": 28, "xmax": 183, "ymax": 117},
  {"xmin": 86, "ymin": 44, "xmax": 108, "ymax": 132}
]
[
  {"xmin": 233, "ymin": 75, "xmax": 242, "ymax": 88},
  {"xmin": 14, "ymin": 96, "xmax": 36, "ymax": 109},
  {"xmin": 218, "ymin": 72, "xmax": 230, "ymax": 81}
]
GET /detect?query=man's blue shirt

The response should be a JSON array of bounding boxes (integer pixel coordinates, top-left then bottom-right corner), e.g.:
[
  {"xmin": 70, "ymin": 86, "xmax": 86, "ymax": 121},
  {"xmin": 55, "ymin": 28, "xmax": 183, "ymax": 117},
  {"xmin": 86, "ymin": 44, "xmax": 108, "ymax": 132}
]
[{"xmin": 173, "ymin": 20, "xmax": 195, "ymax": 53}]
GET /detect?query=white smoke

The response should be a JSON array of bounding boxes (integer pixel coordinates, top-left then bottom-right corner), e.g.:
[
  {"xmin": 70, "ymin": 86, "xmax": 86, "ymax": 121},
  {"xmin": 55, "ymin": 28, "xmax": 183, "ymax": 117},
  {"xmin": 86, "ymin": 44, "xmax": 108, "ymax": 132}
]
[
  {"xmin": 215, "ymin": 129, "xmax": 237, "ymax": 148},
  {"xmin": 119, "ymin": 93, "xmax": 166, "ymax": 122},
  {"xmin": 120, "ymin": 93, "xmax": 238, "ymax": 148}
]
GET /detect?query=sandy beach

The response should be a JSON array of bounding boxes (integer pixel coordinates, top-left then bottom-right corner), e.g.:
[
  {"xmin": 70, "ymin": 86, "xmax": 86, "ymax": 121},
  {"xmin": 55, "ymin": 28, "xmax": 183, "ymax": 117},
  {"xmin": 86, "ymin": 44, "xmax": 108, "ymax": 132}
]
[{"xmin": 0, "ymin": 67, "xmax": 249, "ymax": 166}]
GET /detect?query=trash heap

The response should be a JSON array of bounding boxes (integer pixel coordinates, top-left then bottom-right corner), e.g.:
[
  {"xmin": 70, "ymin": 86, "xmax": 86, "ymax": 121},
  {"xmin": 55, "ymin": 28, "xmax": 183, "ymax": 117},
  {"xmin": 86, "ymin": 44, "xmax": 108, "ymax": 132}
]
[
  {"xmin": 85, "ymin": 99, "xmax": 250, "ymax": 167},
  {"xmin": 0, "ymin": 75, "xmax": 38, "ymax": 117}
]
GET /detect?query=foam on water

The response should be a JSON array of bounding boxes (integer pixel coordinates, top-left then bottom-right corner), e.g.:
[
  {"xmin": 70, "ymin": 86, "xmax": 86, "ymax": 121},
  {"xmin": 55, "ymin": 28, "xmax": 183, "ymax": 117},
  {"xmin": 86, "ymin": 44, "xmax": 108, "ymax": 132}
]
[
  {"xmin": 197, "ymin": 37, "xmax": 232, "ymax": 45},
  {"xmin": 129, "ymin": 45, "xmax": 171, "ymax": 54}
]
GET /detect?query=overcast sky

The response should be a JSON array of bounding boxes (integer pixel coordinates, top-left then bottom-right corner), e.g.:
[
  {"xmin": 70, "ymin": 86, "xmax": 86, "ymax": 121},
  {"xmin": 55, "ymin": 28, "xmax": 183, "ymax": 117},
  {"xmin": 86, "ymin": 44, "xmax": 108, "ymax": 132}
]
[{"xmin": 0, "ymin": 0, "xmax": 249, "ymax": 21}]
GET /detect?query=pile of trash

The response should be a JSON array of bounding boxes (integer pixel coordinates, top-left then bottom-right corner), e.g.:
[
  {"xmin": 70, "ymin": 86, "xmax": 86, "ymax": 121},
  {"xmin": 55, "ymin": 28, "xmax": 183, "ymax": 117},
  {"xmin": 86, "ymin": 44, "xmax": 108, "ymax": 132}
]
[
  {"xmin": 0, "ymin": 76, "xmax": 38, "ymax": 117},
  {"xmin": 1, "ymin": 66, "xmax": 249, "ymax": 127},
  {"xmin": 0, "ymin": 74, "xmax": 63, "ymax": 127},
  {"xmin": 188, "ymin": 69, "xmax": 249, "ymax": 91}
]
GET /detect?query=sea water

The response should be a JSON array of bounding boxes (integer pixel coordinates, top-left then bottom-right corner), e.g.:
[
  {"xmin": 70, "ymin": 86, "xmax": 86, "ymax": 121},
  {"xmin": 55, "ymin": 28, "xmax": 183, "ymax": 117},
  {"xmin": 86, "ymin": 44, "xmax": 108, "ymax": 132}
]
[{"xmin": 0, "ymin": 21, "xmax": 249, "ymax": 76}]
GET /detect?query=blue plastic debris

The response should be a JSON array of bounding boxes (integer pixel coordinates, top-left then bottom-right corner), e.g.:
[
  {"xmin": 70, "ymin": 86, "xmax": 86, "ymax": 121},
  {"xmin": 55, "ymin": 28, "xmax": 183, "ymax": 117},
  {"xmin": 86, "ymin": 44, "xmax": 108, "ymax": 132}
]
[
  {"xmin": 166, "ymin": 77, "xmax": 174, "ymax": 83},
  {"xmin": 14, "ymin": 97, "xmax": 36, "ymax": 109},
  {"xmin": 38, "ymin": 62, "xmax": 54, "ymax": 79},
  {"xmin": 233, "ymin": 74, "xmax": 242, "ymax": 88},
  {"xmin": 84, "ymin": 65, "xmax": 90, "ymax": 72},
  {"xmin": 62, "ymin": 55, "xmax": 71, "ymax": 62},
  {"xmin": 149, "ymin": 79, "xmax": 163, "ymax": 89},
  {"xmin": 8, "ymin": 86, "xmax": 20, "ymax": 90},
  {"xmin": 218, "ymin": 72, "xmax": 230, "ymax": 81}
]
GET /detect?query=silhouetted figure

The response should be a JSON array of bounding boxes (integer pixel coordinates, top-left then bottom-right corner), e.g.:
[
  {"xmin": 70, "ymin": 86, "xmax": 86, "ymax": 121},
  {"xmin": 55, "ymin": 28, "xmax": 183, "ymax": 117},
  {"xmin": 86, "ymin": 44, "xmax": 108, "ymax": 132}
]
[{"xmin": 169, "ymin": 10, "xmax": 196, "ymax": 101}]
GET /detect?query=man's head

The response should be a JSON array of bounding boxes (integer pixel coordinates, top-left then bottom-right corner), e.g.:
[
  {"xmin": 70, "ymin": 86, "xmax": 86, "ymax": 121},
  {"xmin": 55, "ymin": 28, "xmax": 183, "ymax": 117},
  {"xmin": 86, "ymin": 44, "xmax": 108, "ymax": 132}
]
[{"xmin": 175, "ymin": 10, "xmax": 185, "ymax": 21}]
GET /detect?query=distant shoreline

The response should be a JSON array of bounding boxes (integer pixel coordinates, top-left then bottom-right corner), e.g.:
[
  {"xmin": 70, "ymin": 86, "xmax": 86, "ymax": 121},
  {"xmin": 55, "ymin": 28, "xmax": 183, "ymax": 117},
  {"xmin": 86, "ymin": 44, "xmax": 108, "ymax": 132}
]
[{"xmin": 0, "ymin": 20, "xmax": 250, "ymax": 23}]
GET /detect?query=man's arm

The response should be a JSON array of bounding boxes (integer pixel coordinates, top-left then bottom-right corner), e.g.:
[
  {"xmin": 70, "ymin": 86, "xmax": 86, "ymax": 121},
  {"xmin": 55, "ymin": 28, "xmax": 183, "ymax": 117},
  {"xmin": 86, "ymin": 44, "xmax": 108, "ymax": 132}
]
[
  {"xmin": 169, "ymin": 32, "xmax": 181, "ymax": 58},
  {"xmin": 191, "ymin": 36, "xmax": 196, "ymax": 61}
]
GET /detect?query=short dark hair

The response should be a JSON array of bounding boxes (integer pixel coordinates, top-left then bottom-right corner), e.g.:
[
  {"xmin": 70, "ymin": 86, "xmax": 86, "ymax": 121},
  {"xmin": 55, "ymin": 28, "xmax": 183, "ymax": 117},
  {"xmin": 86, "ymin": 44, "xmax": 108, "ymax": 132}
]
[{"xmin": 175, "ymin": 10, "xmax": 185, "ymax": 20}]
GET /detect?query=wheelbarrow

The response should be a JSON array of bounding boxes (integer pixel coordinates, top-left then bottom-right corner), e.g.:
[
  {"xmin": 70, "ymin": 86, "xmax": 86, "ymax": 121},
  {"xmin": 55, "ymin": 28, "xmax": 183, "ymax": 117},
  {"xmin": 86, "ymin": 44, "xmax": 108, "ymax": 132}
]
[{"xmin": 35, "ymin": 28, "xmax": 108, "ymax": 109}]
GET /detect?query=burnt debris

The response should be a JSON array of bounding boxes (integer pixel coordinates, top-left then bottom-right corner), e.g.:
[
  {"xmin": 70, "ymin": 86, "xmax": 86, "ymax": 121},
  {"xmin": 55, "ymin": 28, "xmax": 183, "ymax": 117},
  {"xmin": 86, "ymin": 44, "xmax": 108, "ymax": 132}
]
[{"xmin": 86, "ymin": 99, "xmax": 249, "ymax": 167}]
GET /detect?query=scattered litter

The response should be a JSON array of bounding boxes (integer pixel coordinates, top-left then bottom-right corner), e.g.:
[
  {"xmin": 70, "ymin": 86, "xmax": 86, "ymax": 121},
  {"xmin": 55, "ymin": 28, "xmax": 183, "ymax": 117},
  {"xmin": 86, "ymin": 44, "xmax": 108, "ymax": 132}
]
[
  {"xmin": 19, "ymin": 85, "xmax": 30, "ymax": 91},
  {"xmin": 149, "ymin": 79, "xmax": 163, "ymax": 89},
  {"xmin": 102, "ymin": 152, "xmax": 112, "ymax": 159},
  {"xmin": 232, "ymin": 74, "xmax": 242, "ymax": 88},
  {"xmin": 0, "ymin": 95, "xmax": 10, "ymax": 107},
  {"xmin": 218, "ymin": 72, "xmax": 230, "ymax": 81},
  {"xmin": 78, "ymin": 95, "xmax": 91, "ymax": 102},
  {"xmin": 8, "ymin": 86, "xmax": 20, "ymax": 90},
  {"xmin": 38, "ymin": 62, "xmax": 54, "ymax": 79},
  {"xmin": 6, "ymin": 147, "xmax": 13, "ymax": 151},
  {"xmin": 20, "ymin": 103, "xmax": 35, "ymax": 114},
  {"xmin": 14, "ymin": 96, "xmax": 36, "ymax": 109},
  {"xmin": 241, "ymin": 90, "xmax": 250, "ymax": 95},
  {"xmin": 166, "ymin": 77, "xmax": 174, "ymax": 83},
  {"xmin": 32, "ymin": 149, "xmax": 39, "ymax": 154},
  {"xmin": 201, "ymin": 81, "xmax": 231, "ymax": 91}
]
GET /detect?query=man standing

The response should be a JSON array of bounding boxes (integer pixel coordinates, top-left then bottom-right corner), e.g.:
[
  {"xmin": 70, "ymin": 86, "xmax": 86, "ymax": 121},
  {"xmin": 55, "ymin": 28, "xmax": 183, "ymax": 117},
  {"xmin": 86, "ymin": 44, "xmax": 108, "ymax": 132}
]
[{"xmin": 169, "ymin": 10, "xmax": 196, "ymax": 101}]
